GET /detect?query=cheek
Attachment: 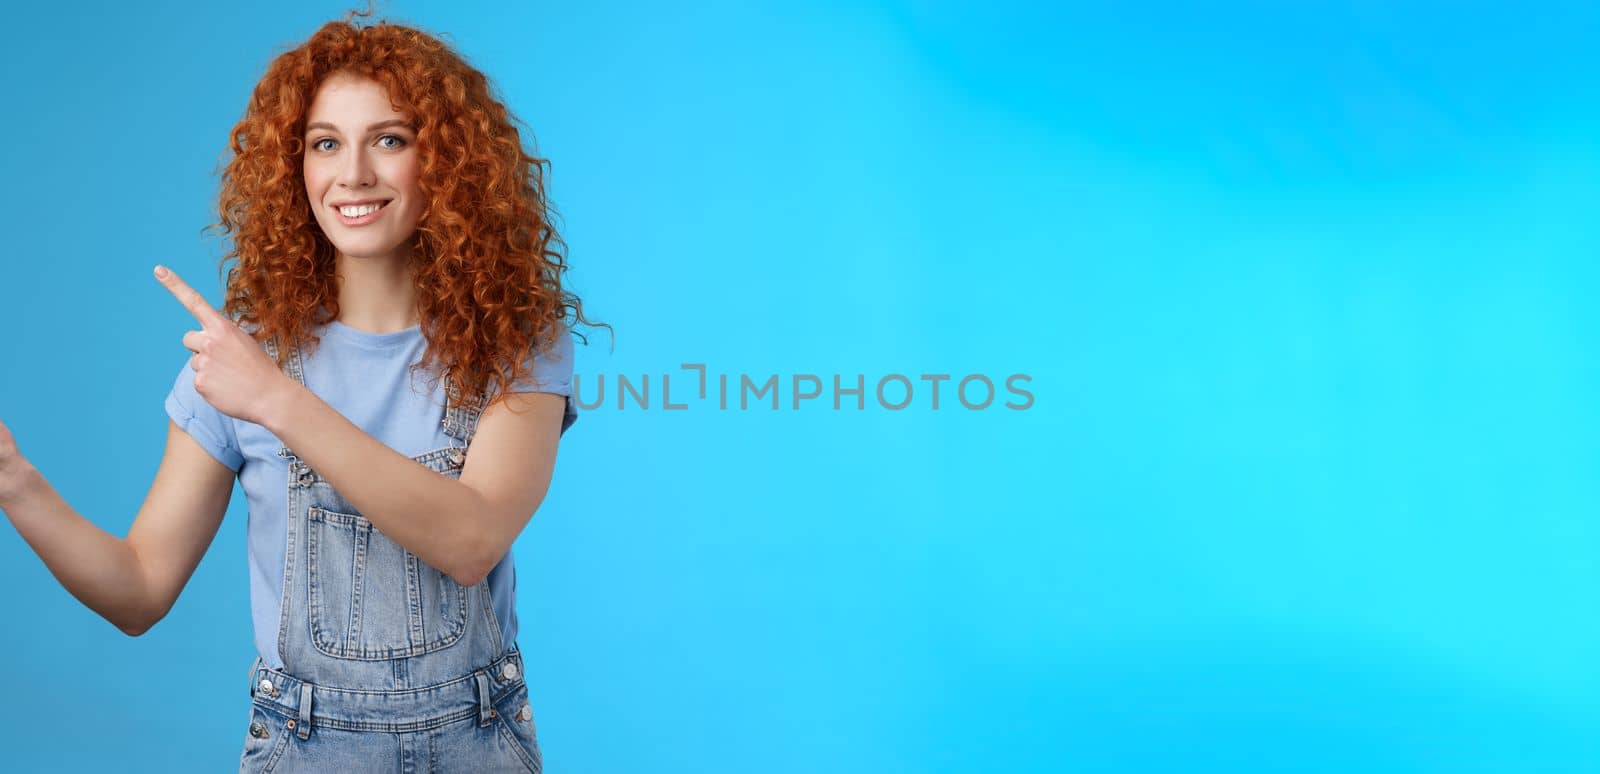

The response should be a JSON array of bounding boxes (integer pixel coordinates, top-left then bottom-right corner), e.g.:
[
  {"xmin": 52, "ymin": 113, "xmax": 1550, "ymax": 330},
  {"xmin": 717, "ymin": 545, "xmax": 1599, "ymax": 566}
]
[
  {"xmin": 388, "ymin": 151, "xmax": 420, "ymax": 184},
  {"xmin": 395, "ymin": 167, "xmax": 424, "ymax": 216},
  {"xmin": 303, "ymin": 166, "xmax": 329, "ymax": 200},
  {"xmin": 397, "ymin": 164, "xmax": 422, "ymax": 198}
]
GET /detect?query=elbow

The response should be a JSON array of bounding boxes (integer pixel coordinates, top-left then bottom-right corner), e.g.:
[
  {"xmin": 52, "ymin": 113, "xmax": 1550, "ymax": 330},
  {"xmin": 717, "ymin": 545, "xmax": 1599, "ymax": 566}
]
[
  {"xmin": 450, "ymin": 543, "xmax": 504, "ymax": 588},
  {"xmin": 449, "ymin": 547, "xmax": 492, "ymax": 588},
  {"xmin": 116, "ymin": 604, "xmax": 167, "ymax": 638},
  {"xmin": 448, "ymin": 502, "xmax": 528, "ymax": 587},
  {"xmin": 117, "ymin": 616, "xmax": 155, "ymax": 638},
  {"xmin": 450, "ymin": 565, "xmax": 489, "ymax": 588}
]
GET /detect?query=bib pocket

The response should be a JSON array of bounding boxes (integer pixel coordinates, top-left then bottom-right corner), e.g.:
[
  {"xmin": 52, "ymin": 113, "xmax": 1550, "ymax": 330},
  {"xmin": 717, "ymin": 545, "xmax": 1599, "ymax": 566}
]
[{"xmin": 306, "ymin": 505, "xmax": 470, "ymax": 659}]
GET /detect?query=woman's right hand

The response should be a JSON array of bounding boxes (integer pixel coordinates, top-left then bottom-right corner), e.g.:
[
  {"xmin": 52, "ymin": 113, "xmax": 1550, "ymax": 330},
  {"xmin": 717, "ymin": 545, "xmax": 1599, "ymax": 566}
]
[{"xmin": 0, "ymin": 418, "xmax": 36, "ymax": 507}]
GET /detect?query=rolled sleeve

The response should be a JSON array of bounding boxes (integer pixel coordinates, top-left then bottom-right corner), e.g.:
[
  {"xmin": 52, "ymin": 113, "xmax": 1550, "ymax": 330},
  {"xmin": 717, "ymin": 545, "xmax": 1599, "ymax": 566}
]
[
  {"xmin": 500, "ymin": 324, "xmax": 578, "ymax": 435},
  {"xmin": 164, "ymin": 365, "xmax": 244, "ymax": 473}
]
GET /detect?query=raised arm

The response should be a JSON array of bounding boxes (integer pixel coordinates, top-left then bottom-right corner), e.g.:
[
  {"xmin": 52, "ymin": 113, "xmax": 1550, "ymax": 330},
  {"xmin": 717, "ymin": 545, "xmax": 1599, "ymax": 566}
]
[{"xmin": 0, "ymin": 418, "xmax": 234, "ymax": 636}]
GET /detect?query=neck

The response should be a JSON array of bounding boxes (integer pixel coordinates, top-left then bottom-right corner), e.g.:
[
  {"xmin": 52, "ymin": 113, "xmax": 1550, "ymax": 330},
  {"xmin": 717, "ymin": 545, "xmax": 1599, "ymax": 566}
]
[{"xmin": 332, "ymin": 250, "xmax": 420, "ymax": 334}]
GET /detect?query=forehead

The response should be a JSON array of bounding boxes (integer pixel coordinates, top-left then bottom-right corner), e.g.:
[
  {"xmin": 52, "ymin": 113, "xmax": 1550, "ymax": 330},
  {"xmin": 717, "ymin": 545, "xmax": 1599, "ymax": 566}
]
[{"xmin": 306, "ymin": 73, "xmax": 406, "ymax": 123}]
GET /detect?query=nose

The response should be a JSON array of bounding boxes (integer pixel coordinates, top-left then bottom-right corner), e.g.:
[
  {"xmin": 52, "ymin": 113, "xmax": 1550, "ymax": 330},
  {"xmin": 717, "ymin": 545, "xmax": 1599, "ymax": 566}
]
[{"xmin": 336, "ymin": 145, "xmax": 376, "ymax": 190}]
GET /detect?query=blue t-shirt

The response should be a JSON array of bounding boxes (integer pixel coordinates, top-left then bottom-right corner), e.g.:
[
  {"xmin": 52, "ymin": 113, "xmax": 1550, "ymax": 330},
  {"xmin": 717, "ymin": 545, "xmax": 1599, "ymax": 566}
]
[{"xmin": 164, "ymin": 319, "xmax": 577, "ymax": 669}]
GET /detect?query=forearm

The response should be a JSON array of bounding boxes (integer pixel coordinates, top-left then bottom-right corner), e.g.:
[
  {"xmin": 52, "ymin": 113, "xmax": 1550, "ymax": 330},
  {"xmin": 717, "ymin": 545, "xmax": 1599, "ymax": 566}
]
[
  {"xmin": 0, "ymin": 466, "xmax": 153, "ymax": 636},
  {"xmin": 263, "ymin": 383, "xmax": 497, "ymax": 584}
]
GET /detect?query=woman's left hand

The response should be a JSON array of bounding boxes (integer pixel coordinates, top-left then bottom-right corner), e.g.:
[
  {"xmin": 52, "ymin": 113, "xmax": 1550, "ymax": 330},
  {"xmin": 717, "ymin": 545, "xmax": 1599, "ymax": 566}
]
[{"xmin": 155, "ymin": 265, "xmax": 299, "ymax": 426}]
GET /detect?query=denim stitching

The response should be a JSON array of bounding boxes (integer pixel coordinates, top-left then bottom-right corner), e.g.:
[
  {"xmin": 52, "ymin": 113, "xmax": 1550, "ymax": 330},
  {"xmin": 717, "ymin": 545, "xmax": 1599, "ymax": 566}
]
[
  {"xmin": 246, "ymin": 331, "xmax": 524, "ymax": 754},
  {"xmin": 304, "ymin": 505, "xmax": 469, "ymax": 660},
  {"xmin": 496, "ymin": 717, "xmax": 539, "ymax": 773}
]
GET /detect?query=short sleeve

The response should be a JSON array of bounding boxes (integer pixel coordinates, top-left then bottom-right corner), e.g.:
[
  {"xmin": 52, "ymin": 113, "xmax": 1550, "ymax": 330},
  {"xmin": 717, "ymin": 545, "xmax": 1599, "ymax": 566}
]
[
  {"xmin": 495, "ymin": 324, "xmax": 578, "ymax": 435},
  {"xmin": 164, "ymin": 361, "xmax": 245, "ymax": 473}
]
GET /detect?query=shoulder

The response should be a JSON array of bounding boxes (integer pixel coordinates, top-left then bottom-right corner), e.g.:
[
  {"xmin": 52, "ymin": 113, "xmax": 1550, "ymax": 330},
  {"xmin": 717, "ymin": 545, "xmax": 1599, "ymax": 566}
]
[
  {"xmin": 531, "ymin": 321, "xmax": 574, "ymax": 369},
  {"xmin": 509, "ymin": 321, "xmax": 575, "ymax": 393},
  {"xmin": 483, "ymin": 322, "xmax": 578, "ymax": 433}
]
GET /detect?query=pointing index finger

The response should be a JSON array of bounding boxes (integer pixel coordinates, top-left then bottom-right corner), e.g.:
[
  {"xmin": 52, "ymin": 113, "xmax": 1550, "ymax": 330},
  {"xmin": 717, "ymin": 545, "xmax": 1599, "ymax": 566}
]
[{"xmin": 154, "ymin": 265, "xmax": 225, "ymax": 329}]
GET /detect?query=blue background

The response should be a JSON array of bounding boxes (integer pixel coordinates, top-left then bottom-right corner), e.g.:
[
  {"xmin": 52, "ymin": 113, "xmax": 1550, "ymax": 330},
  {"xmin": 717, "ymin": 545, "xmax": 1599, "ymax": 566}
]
[{"xmin": 2, "ymin": 1, "xmax": 1596, "ymax": 771}]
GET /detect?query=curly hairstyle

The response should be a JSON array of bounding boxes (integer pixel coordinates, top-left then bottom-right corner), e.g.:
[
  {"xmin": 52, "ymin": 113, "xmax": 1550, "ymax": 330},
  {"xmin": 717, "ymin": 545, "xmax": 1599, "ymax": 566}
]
[{"xmin": 208, "ymin": 9, "xmax": 606, "ymax": 413}]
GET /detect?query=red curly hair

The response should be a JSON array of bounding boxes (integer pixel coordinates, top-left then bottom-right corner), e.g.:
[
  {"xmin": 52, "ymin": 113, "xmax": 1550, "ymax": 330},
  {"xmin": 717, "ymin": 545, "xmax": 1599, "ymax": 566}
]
[{"xmin": 209, "ymin": 10, "xmax": 604, "ymax": 413}]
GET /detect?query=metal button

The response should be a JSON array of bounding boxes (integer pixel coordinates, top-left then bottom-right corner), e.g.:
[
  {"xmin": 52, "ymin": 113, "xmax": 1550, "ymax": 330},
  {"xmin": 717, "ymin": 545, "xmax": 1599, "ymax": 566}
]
[
  {"xmin": 259, "ymin": 679, "xmax": 274, "ymax": 695},
  {"xmin": 500, "ymin": 662, "xmax": 517, "ymax": 681},
  {"xmin": 250, "ymin": 721, "xmax": 269, "ymax": 739},
  {"xmin": 518, "ymin": 704, "xmax": 532, "ymax": 722},
  {"xmin": 448, "ymin": 448, "xmax": 466, "ymax": 466}
]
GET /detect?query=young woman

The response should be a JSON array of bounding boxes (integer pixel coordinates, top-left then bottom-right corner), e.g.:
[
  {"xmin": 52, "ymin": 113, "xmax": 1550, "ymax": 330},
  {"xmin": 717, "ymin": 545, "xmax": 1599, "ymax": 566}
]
[{"xmin": 0, "ymin": 12, "xmax": 600, "ymax": 772}]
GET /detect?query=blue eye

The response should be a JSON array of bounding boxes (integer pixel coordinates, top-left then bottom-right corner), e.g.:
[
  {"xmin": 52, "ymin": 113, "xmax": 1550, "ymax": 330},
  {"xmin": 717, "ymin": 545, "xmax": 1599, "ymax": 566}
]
[{"xmin": 308, "ymin": 135, "xmax": 405, "ymax": 152}]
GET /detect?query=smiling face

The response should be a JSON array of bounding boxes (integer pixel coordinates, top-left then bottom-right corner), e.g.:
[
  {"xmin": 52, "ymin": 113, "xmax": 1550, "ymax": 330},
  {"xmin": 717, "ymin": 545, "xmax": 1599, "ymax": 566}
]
[{"xmin": 303, "ymin": 71, "xmax": 423, "ymax": 264}]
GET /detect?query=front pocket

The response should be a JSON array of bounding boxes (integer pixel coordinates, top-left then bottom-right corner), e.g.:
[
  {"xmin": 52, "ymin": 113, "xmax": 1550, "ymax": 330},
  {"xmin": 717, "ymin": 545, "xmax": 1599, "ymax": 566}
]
[
  {"xmin": 495, "ymin": 714, "xmax": 542, "ymax": 773},
  {"xmin": 494, "ymin": 687, "xmax": 542, "ymax": 773},
  {"xmin": 305, "ymin": 506, "xmax": 469, "ymax": 659},
  {"xmin": 239, "ymin": 704, "xmax": 290, "ymax": 773}
]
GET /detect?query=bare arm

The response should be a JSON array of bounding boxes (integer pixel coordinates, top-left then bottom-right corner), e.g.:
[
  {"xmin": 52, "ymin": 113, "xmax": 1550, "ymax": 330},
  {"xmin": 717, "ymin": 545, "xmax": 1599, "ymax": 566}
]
[
  {"xmin": 152, "ymin": 266, "xmax": 566, "ymax": 587},
  {"xmin": 0, "ymin": 419, "xmax": 234, "ymax": 636},
  {"xmin": 263, "ymin": 387, "xmax": 565, "ymax": 586}
]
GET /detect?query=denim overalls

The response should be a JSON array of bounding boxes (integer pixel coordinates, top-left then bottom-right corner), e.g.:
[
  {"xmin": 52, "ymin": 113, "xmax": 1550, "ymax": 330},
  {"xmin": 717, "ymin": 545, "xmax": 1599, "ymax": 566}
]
[{"xmin": 238, "ymin": 335, "xmax": 543, "ymax": 773}]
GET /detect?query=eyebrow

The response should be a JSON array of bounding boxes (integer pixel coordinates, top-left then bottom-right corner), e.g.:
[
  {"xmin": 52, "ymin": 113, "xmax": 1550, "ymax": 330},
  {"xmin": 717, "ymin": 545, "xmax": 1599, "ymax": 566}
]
[{"xmin": 305, "ymin": 119, "xmax": 415, "ymax": 135}]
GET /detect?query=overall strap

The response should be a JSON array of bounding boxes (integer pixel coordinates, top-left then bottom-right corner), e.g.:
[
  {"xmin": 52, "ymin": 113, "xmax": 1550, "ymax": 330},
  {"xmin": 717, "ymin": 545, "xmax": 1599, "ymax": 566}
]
[
  {"xmin": 442, "ymin": 375, "xmax": 487, "ymax": 446},
  {"xmin": 264, "ymin": 333, "xmax": 309, "ymax": 462},
  {"xmin": 261, "ymin": 333, "xmax": 308, "ymax": 388}
]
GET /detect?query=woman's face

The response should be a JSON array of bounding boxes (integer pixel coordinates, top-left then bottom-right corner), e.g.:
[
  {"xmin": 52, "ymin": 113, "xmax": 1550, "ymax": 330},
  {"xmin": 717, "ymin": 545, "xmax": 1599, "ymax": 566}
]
[{"xmin": 303, "ymin": 72, "xmax": 423, "ymax": 264}]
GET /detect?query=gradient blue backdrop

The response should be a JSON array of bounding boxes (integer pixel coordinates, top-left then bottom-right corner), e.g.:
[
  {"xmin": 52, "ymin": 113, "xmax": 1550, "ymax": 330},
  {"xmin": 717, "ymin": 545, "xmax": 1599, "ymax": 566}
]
[{"xmin": 2, "ymin": 1, "xmax": 1596, "ymax": 772}]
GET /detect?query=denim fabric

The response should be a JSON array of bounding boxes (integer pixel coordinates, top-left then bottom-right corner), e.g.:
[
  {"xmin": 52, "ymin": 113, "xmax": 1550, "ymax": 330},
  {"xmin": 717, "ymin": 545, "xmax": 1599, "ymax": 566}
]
[
  {"xmin": 238, "ymin": 335, "xmax": 542, "ymax": 773},
  {"xmin": 165, "ymin": 319, "xmax": 576, "ymax": 671}
]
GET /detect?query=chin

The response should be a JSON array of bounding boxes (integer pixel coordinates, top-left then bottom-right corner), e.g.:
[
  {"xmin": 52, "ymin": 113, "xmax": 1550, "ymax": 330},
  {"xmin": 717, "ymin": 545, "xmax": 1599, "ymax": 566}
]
[{"xmin": 330, "ymin": 239, "xmax": 407, "ymax": 260}]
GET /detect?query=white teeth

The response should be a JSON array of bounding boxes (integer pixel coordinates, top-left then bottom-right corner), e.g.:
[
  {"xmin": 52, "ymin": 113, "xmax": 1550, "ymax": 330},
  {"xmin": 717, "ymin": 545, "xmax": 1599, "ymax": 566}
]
[{"xmin": 338, "ymin": 202, "xmax": 383, "ymax": 217}]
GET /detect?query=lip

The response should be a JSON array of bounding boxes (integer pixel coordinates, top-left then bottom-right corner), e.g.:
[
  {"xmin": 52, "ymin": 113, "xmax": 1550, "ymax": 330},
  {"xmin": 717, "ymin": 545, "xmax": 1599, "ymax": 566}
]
[{"xmin": 331, "ymin": 199, "xmax": 392, "ymax": 227}]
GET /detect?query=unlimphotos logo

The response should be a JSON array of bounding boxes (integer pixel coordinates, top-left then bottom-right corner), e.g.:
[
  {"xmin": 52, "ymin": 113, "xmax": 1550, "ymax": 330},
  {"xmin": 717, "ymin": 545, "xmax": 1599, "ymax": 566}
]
[{"xmin": 572, "ymin": 364, "xmax": 1034, "ymax": 411}]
